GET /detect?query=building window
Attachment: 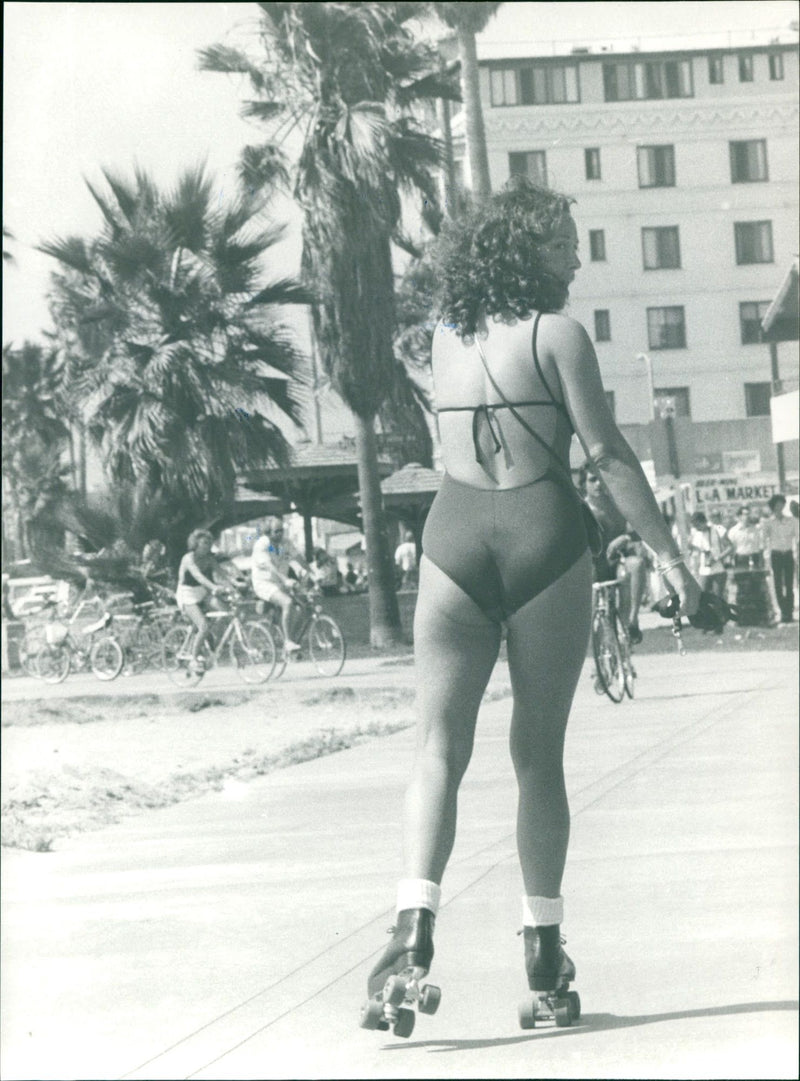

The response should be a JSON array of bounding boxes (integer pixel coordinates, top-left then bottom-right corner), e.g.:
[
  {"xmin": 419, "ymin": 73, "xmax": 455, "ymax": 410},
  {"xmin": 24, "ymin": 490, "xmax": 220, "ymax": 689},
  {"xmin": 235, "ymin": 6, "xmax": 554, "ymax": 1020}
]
[
  {"xmin": 508, "ymin": 150, "xmax": 547, "ymax": 186},
  {"xmin": 654, "ymin": 386, "xmax": 691, "ymax": 418},
  {"xmin": 647, "ymin": 306, "xmax": 686, "ymax": 349},
  {"xmin": 739, "ymin": 301, "xmax": 771, "ymax": 344},
  {"xmin": 730, "ymin": 140, "xmax": 768, "ymax": 183},
  {"xmin": 589, "ymin": 230, "xmax": 606, "ymax": 261},
  {"xmin": 738, "ymin": 54, "xmax": 754, "ymax": 82},
  {"xmin": 605, "ymin": 390, "xmax": 616, "ymax": 418},
  {"xmin": 489, "ymin": 63, "xmax": 579, "ymax": 106},
  {"xmin": 603, "ymin": 59, "xmax": 693, "ymax": 101},
  {"xmin": 768, "ymin": 53, "xmax": 784, "ymax": 80},
  {"xmin": 594, "ymin": 310, "xmax": 611, "ymax": 341},
  {"xmin": 708, "ymin": 55, "xmax": 724, "ymax": 84},
  {"xmin": 642, "ymin": 227, "xmax": 681, "ymax": 269},
  {"xmin": 637, "ymin": 145, "xmax": 676, "ymax": 187},
  {"xmin": 585, "ymin": 148, "xmax": 601, "ymax": 180},
  {"xmin": 734, "ymin": 221, "xmax": 774, "ymax": 264},
  {"xmin": 745, "ymin": 382, "xmax": 772, "ymax": 416}
]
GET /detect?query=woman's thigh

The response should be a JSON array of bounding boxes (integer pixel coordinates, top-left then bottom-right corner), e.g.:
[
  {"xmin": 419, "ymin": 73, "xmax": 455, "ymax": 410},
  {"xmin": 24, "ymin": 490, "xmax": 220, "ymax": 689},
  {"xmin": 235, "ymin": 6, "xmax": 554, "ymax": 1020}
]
[
  {"xmin": 505, "ymin": 550, "xmax": 593, "ymax": 759},
  {"xmin": 182, "ymin": 603, "xmax": 207, "ymax": 633},
  {"xmin": 413, "ymin": 555, "xmax": 502, "ymax": 760}
]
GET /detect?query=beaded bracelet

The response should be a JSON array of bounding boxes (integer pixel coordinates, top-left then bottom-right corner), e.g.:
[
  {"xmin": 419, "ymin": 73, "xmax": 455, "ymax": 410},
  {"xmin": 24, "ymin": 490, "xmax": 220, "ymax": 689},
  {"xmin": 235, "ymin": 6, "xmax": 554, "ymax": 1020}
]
[{"xmin": 656, "ymin": 555, "xmax": 686, "ymax": 575}]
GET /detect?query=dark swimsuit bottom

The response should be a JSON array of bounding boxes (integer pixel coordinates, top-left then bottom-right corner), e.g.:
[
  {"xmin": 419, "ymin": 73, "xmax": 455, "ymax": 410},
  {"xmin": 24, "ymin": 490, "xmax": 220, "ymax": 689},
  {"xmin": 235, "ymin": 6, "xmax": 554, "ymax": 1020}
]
[{"xmin": 423, "ymin": 314, "xmax": 588, "ymax": 624}]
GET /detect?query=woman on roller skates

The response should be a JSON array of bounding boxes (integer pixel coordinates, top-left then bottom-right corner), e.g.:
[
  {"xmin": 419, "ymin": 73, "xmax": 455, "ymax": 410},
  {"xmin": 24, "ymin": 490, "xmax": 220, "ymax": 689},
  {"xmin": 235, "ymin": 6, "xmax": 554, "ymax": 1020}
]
[{"xmin": 361, "ymin": 178, "xmax": 701, "ymax": 1035}]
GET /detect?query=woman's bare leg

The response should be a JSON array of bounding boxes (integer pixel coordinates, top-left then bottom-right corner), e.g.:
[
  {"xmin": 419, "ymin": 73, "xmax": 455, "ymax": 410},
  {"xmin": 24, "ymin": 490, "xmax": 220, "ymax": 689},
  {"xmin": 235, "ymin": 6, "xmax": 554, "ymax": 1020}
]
[
  {"xmin": 183, "ymin": 603, "xmax": 208, "ymax": 663},
  {"xmin": 505, "ymin": 551, "xmax": 592, "ymax": 897},
  {"xmin": 403, "ymin": 556, "xmax": 502, "ymax": 883}
]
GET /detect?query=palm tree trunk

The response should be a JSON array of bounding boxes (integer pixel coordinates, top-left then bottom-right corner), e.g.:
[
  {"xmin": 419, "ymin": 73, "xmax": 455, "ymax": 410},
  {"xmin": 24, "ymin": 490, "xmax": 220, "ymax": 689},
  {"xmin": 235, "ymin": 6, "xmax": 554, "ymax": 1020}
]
[
  {"xmin": 458, "ymin": 27, "xmax": 491, "ymax": 198},
  {"xmin": 438, "ymin": 61, "xmax": 458, "ymax": 216},
  {"xmin": 353, "ymin": 412, "xmax": 403, "ymax": 647}
]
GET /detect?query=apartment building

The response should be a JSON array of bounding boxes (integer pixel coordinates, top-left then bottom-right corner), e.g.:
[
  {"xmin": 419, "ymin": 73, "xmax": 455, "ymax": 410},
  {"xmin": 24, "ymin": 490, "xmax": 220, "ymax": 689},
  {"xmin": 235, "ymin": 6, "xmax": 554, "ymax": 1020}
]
[{"xmin": 452, "ymin": 34, "xmax": 798, "ymax": 466}]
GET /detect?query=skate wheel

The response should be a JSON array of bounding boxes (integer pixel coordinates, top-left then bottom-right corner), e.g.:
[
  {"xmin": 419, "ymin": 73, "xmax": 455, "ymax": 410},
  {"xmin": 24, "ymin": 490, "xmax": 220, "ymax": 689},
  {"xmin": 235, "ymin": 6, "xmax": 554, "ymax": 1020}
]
[
  {"xmin": 567, "ymin": 990, "xmax": 581, "ymax": 1020},
  {"xmin": 359, "ymin": 998, "xmax": 385, "ymax": 1030},
  {"xmin": 554, "ymin": 1000, "xmax": 573, "ymax": 1027},
  {"xmin": 393, "ymin": 1007, "xmax": 415, "ymax": 1038},
  {"xmin": 419, "ymin": 983, "xmax": 441, "ymax": 1015},
  {"xmin": 518, "ymin": 999, "xmax": 537, "ymax": 1030},
  {"xmin": 384, "ymin": 974, "xmax": 407, "ymax": 1007}
]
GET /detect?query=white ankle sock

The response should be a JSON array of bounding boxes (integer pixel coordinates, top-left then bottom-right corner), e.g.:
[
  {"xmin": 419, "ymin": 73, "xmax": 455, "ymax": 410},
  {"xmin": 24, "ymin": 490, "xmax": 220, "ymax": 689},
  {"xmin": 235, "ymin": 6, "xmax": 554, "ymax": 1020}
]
[
  {"xmin": 396, "ymin": 878, "xmax": 441, "ymax": 916},
  {"xmin": 522, "ymin": 894, "xmax": 563, "ymax": 927}
]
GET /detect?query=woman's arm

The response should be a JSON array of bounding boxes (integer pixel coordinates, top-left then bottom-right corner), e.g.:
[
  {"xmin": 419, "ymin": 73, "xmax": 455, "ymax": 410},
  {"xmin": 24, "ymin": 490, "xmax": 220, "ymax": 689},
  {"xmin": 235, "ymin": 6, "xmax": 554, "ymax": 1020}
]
[{"xmin": 542, "ymin": 314, "xmax": 700, "ymax": 615}]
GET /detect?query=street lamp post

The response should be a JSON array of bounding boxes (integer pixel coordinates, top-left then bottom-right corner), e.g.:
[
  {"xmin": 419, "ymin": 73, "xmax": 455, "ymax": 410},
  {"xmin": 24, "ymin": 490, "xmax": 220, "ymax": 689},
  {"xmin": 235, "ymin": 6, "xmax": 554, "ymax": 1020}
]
[{"xmin": 636, "ymin": 353, "xmax": 655, "ymax": 421}]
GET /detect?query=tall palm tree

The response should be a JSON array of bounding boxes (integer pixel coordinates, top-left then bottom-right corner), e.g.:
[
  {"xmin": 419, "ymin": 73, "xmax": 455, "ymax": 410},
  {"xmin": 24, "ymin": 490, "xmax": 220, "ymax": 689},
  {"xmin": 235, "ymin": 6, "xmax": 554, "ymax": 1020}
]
[
  {"xmin": 433, "ymin": 2, "xmax": 502, "ymax": 198},
  {"xmin": 40, "ymin": 165, "xmax": 313, "ymax": 548},
  {"xmin": 199, "ymin": 2, "xmax": 458, "ymax": 646}
]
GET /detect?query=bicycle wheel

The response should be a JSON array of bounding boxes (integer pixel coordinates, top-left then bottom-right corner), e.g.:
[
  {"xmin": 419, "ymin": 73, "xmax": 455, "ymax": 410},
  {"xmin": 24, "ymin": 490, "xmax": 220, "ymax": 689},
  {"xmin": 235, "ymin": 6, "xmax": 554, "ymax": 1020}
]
[
  {"xmin": 230, "ymin": 621, "xmax": 277, "ymax": 684},
  {"xmin": 162, "ymin": 624, "xmax": 204, "ymax": 687},
  {"xmin": 20, "ymin": 628, "xmax": 46, "ymax": 677},
  {"xmin": 308, "ymin": 614, "xmax": 346, "ymax": 676},
  {"xmin": 35, "ymin": 643, "xmax": 71, "ymax": 684},
  {"xmin": 269, "ymin": 622, "xmax": 289, "ymax": 679},
  {"xmin": 90, "ymin": 635, "xmax": 124, "ymax": 681},
  {"xmin": 614, "ymin": 614, "xmax": 637, "ymax": 699},
  {"xmin": 591, "ymin": 613, "xmax": 625, "ymax": 703},
  {"xmin": 129, "ymin": 621, "xmax": 164, "ymax": 672}
]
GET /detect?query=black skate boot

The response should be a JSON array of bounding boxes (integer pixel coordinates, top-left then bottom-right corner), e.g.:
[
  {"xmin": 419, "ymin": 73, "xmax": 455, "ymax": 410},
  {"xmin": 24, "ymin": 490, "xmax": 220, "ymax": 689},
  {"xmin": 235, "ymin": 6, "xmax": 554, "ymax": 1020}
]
[
  {"xmin": 518, "ymin": 925, "xmax": 581, "ymax": 1030},
  {"xmin": 359, "ymin": 908, "xmax": 440, "ymax": 1038}
]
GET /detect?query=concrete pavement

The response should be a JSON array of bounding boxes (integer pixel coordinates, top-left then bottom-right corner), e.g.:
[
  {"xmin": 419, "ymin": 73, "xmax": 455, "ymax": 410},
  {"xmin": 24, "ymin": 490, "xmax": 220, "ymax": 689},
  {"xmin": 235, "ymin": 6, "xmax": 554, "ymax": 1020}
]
[{"xmin": 1, "ymin": 648, "xmax": 797, "ymax": 1080}]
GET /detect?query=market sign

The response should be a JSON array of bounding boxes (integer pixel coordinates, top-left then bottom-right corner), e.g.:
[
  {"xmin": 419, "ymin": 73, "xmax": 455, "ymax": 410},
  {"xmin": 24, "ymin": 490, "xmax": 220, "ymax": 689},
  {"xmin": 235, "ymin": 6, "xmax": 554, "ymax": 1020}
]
[{"xmin": 693, "ymin": 473, "xmax": 781, "ymax": 508}]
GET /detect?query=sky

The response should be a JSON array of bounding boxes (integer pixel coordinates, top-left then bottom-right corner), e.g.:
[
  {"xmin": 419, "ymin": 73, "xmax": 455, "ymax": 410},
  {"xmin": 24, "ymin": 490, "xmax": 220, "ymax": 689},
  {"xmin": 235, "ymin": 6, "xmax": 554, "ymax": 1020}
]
[{"xmin": 3, "ymin": 1, "xmax": 798, "ymax": 345}]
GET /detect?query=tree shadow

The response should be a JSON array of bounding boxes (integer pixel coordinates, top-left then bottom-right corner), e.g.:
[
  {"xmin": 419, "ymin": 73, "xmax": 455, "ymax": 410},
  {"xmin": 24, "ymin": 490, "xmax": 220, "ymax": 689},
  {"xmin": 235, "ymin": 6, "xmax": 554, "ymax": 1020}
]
[{"xmin": 383, "ymin": 1000, "xmax": 798, "ymax": 1053}]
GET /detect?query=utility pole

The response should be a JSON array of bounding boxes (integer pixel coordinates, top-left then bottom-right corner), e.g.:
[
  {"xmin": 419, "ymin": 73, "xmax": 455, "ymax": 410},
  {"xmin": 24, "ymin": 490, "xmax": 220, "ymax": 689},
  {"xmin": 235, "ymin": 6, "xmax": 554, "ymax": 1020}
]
[{"xmin": 769, "ymin": 340, "xmax": 787, "ymax": 491}]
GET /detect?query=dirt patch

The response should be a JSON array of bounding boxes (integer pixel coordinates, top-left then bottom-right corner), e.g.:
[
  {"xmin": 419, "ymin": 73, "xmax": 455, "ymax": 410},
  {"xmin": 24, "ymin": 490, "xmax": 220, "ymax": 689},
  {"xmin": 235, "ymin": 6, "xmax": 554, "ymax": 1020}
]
[{"xmin": 1, "ymin": 683, "xmax": 430, "ymax": 852}]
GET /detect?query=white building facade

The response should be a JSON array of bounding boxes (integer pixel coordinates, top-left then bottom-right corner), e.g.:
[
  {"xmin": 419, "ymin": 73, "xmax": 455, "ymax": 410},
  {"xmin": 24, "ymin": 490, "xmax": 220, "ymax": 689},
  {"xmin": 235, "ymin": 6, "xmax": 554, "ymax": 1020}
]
[{"xmin": 459, "ymin": 38, "xmax": 798, "ymax": 435}]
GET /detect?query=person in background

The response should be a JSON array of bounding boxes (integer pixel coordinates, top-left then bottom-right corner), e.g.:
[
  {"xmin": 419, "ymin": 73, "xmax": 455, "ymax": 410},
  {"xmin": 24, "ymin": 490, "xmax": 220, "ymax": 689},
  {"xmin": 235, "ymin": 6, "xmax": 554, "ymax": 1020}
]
[
  {"xmin": 394, "ymin": 530, "xmax": 418, "ymax": 590},
  {"xmin": 581, "ymin": 467, "xmax": 646, "ymax": 643},
  {"xmin": 727, "ymin": 505, "xmax": 767, "ymax": 569},
  {"xmin": 687, "ymin": 511, "xmax": 731, "ymax": 599},
  {"xmin": 310, "ymin": 548, "xmax": 341, "ymax": 596},
  {"xmin": 605, "ymin": 527, "xmax": 647, "ymax": 642},
  {"xmin": 251, "ymin": 519, "xmax": 303, "ymax": 651},
  {"xmin": 175, "ymin": 529, "xmax": 227, "ymax": 671},
  {"xmin": 763, "ymin": 494, "xmax": 798, "ymax": 624}
]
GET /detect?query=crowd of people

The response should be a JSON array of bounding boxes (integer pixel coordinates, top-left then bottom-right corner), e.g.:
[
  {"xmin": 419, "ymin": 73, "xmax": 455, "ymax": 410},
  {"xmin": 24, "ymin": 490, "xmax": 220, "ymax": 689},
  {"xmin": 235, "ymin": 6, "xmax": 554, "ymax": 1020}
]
[{"xmin": 578, "ymin": 465, "xmax": 799, "ymax": 634}]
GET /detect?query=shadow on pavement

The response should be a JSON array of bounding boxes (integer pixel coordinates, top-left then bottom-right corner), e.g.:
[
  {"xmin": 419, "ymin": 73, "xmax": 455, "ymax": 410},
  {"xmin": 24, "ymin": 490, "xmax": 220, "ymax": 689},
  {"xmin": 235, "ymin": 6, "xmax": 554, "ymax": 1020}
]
[{"xmin": 382, "ymin": 1000, "xmax": 799, "ymax": 1052}]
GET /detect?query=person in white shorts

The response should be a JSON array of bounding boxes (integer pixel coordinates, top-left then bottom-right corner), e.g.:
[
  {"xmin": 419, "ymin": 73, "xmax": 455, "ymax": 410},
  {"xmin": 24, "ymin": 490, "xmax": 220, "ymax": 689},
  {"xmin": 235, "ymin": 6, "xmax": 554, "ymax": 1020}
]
[
  {"xmin": 251, "ymin": 519, "xmax": 302, "ymax": 651},
  {"xmin": 175, "ymin": 529, "xmax": 226, "ymax": 670}
]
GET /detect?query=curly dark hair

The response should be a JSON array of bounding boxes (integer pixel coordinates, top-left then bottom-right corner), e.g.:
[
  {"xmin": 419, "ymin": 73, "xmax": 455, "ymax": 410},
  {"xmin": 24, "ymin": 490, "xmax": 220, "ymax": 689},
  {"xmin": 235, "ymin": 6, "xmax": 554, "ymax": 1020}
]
[{"xmin": 432, "ymin": 177, "xmax": 576, "ymax": 337}]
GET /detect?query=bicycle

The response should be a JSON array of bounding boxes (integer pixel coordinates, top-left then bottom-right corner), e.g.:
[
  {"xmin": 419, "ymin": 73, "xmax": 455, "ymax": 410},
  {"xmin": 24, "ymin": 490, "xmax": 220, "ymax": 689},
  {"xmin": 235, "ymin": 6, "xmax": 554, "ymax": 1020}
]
[
  {"xmin": 161, "ymin": 590, "xmax": 277, "ymax": 687},
  {"xmin": 591, "ymin": 580, "xmax": 636, "ymax": 703},
  {"xmin": 34, "ymin": 601, "xmax": 125, "ymax": 684},
  {"xmin": 259, "ymin": 580, "xmax": 346, "ymax": 678},
  {"xmin": 112, "ymin": 599, "xmax": 181, "ymax": 674}
]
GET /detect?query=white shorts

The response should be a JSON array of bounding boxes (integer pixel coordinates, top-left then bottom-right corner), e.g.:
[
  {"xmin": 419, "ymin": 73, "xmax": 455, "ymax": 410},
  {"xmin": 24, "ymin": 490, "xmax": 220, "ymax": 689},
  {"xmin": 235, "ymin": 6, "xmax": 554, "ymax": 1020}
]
[
  {"xmin": 176, "ymin": 584, "xmax": 208, "ymax": 609},
  {"xmin": 252, "ymin": 580, "xmax": 285, "ymax": 604}
]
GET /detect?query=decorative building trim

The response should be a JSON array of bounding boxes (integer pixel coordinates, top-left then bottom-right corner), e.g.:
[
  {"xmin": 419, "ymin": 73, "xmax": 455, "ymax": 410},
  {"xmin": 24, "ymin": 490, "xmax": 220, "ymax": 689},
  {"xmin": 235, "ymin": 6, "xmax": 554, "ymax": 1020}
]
[{"xmin": 488, "ymin": 102, "xmax": 798, "ymax": 139}]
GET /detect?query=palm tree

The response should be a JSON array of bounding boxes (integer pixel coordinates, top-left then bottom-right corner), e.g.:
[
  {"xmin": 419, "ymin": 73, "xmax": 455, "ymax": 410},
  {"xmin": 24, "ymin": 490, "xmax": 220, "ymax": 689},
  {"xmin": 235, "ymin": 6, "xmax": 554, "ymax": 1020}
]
[
  {"xmin": 40, "ymin": 165, "xmax": 313, "ymax": 549},
  {"xmin": 433, "ymin": 2, "xmax": 502, "ymax": 198},
  {"xmin": 199, "ymin": 2, "xmax": 458, "ymax": 646},
  {"xmin": 2, "ymin": 342, "xmax": 71, "ymax": 559}
]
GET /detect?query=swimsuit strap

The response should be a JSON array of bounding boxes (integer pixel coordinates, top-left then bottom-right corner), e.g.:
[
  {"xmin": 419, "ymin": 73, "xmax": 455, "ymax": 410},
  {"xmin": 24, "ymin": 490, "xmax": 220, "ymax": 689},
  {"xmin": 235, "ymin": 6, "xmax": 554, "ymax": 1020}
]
[{"xmin": 531, "ymin": 312, "xmax": 569, "ymax": 416}]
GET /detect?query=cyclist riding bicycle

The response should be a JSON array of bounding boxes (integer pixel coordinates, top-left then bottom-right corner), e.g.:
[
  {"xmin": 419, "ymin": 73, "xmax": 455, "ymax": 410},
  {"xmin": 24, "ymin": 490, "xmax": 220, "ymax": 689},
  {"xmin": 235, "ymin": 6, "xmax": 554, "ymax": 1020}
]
[
  {"xmin": 175, "ymin": 529, "xmax": 229, "ymax": 672},
  {"xmin": 251, "ymin": 518, "xmax": 305, "ymax": 653}
]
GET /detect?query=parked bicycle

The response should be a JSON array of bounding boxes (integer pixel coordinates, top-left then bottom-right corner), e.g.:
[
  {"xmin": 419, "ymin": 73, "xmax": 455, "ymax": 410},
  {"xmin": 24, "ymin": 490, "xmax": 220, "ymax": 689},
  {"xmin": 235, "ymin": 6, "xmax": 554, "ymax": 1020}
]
[
  {"xmin": 34, "ymin": 599, "xmax": 125, "ymax": 684},
  {"xmin": 591, "ymin": 580, "xmax": 636, "ymax": 703},
  {"xmin": 113, "ymin": 598, "xmax": 181, "ymax": 674},
  {"xmin": 161, "ymin": 589, "xmax": 277, "ymax": 687},
  {"xmin": 259, "ymin": 580, "xmax": 346, "ymax": 678}
]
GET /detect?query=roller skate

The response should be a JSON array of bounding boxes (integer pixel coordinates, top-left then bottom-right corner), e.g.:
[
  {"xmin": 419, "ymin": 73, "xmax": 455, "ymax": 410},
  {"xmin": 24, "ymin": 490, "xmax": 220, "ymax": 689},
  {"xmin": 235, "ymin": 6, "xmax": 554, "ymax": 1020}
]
[
  {"xmin": 517, "ymin": 925, "xmax": 581, "ymax": 1029},
  {"xmin": 359, "ymin": 908, "xmax": 440, "ymax": 1038}
]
